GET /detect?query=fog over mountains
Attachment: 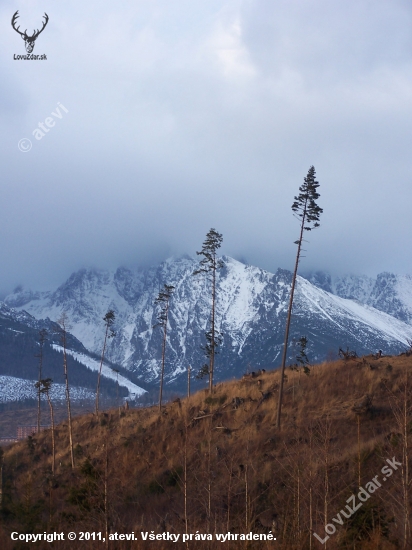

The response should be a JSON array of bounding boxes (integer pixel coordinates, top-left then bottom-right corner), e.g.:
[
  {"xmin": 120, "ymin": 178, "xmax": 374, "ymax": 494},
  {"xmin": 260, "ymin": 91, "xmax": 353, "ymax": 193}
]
[{"xmin": 3, "ymin": 257, "xmax": 412, "ymax": 393}]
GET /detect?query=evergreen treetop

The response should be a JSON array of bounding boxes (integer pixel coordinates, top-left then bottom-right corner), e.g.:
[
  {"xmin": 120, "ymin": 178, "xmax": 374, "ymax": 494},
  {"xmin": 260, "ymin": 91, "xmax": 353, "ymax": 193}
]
[
  {"xmin": 193, "ymin": 228, "xmax": 224, "ymax": 275},
  {"xmin": 291, "ymin": 165, "xmax": 323, "ymax": 231}
]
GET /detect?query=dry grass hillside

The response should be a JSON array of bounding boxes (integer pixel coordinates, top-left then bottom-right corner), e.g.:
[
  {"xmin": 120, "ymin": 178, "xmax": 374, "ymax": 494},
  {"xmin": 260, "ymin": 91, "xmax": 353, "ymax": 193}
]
[{"xmin": 1, "ymin": 353, "xmax": 412, "ymax": 549}]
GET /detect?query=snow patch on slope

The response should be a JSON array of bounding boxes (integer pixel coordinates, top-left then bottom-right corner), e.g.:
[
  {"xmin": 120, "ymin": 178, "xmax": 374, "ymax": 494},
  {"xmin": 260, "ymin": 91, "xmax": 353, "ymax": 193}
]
[
  {"xmin": 298, "ymin": 277, "xmax": 411, "ymax": 345},
  {"xmin": 51, "ymin": 345, "xmax": 146, "ymax": 397},
  {"xmin": 0, "ymin": 375, "xmax": 95, "ymax": 403}
]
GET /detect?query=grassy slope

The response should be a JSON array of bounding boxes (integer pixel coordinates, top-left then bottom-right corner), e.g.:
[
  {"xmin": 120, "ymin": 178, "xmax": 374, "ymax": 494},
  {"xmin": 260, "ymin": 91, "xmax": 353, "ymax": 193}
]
[{"xmin": 1, "ymin": 353, "xmax": 412, "ymax": 549}]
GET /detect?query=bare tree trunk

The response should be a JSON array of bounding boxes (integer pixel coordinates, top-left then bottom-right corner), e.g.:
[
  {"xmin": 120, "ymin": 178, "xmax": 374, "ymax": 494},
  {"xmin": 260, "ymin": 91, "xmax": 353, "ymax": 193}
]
[
  {"xmin": 36, "ymin": 329, "xmax": 47, "ymax": 433},
  {"xmin": 207, "ymin": 427, "xmax": 212, "ymax": 532},
  {"xmin": 402, "ymin": 369, "xmax": 410, "ymax": 549},
  {"xmin": 104, "ymin": 433, "xmax": 109, "ymax": 550},
  {"xmin": 209, "ymin": 260, "xmax": 216, "ymax": 393},
  {"xmin": 309, "ymin": 484, "xmax": 313, "ymax": 550},
  {"xmin": 404, "ymin": 419, "xmax": 410, "ymax": 545},
  {"xmin": 158, "ymin": 301, "xmax": 169, "ymax": 413},
  {"xmin": 49, "ymin": 479, "xmax": 52, "ymax": 523},
  {"xmin": 59, "ymin": 315, "xmax": 75, "ymax": 469},
  {"xmin": 187, "ymin": 365, "xmax": 191, "ymax": 398},
  {"xmin": 46, "ymin": 392, "xmax": 55, "ymax": 475},
  {"xmin": 37, "ymin": 343, "xmax": 43, "ymax": 433},
  {"xmin": 308, "ymin": 427, "xmax": 314, "ymax": 550},
  {"xmin": 385, "ymin": 369, "xmax": 411, "ymax": 548},
  {"xmin": 357, "ymin": 415, "xmax": 361, "ymax": 488},
  {"xmin": 323, "ymin": 420, "xmax": 330, "ymax": 550},
  {"xmin": 0, "ymin": 449, "xmax": 3, "ymax": 508},
  {"xmin": 245, "ymin": 462, "xmax": 249, "ymax": 532},
  {"xmin": 297, "ymin": 461, "xmax": 301, "ymax": 543},
  {"xmin": 64, "ymin": 348, "xmax": 75, "ymax": 469},
  {"xmin": 244, "ymin": 435, "xmax": 251, "ymax": 538},
  {"xmin": 96, "ymin": 325, "xmax": 109, "ymax": 415},
  {"xmin": 117, "ymin": 373, "xmax": 120, "ymax": 418},
  {"xmin": 276, "ymin": 214, "xmax": 306, "ymax": 429},
  {"xmin": 184, "ymin": 421, "xmax": 189, "ymax": 549},
  {"xmin": 226, "ymin": 457, "xmax": 233, "ymax": 531}
]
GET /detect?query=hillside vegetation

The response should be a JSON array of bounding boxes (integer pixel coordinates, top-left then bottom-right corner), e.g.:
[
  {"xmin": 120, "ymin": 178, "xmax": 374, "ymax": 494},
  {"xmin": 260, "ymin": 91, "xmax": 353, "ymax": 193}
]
[{"xmin": 1, "ymin": 353, "xmax": 412, "ymax": 549}]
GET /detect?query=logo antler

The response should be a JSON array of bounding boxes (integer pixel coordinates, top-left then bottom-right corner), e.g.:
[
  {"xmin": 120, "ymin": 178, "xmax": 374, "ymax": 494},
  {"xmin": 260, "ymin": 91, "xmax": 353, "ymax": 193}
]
[{"xmin": 11, "ymin": 11, "xmax": 49, "ymax": 54}]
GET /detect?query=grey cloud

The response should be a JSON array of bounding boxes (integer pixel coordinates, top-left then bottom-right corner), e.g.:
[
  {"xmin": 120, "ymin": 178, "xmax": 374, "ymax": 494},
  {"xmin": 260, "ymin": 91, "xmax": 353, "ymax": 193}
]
[{"xmin": 0, "ymin": 0, "xmax": 411, "ymax": 297}]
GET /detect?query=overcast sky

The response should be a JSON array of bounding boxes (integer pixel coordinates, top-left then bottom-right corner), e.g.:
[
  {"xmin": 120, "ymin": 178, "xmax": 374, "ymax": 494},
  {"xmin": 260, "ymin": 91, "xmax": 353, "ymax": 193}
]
[{"xmin": 1, "ymin": 0, "xmax": 411, "ymax": 296}]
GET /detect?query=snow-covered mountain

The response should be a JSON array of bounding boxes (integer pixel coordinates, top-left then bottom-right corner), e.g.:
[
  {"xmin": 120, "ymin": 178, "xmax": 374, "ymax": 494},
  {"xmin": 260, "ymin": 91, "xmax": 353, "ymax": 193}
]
[
  {"xmin": 0, "ymin": 301, "xmax": 146, "ymax": 400},
  {"xmin": 5, "ymin": 257, "xmax": 412, "ymax": 392},
  {"xmin": 305, "ymin": 271, "xmax": 412, "ymax": 324}
]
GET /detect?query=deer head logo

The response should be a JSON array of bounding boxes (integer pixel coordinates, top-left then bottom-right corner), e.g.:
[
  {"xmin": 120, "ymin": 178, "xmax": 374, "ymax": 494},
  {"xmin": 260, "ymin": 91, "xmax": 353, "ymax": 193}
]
[{"xmin": 11, "ymin": 11, "xmax": 49, "ymax": 54}]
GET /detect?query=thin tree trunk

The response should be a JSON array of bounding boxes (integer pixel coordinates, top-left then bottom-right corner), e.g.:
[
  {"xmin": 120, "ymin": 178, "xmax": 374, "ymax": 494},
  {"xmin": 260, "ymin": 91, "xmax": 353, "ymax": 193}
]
[
  {"xmin": 308, "ymin": 427, "xmax": 314, "ymax": 550},
  {"xmin": 158, "ymin": 301, "xmax": 169, "ymax": 413},
  {"xmin": 209, "ymin": 258, "xmax": 216, "ymax": 393},
  {"xmin": 226, "ymin": 457, "xmax": 233, "ymax": 532},
  {"xmin": 184, "ymin": 422, "xmax": 189, "ymax": 549},
  {"xmin": 61, "ymin": 325, "xmax": 75, "ymax": 469},
  {"xmin": 297, "ymin": 462, "xmax": 301, "ymax": 543},
  {"xmin": 244, "ymin": 436, "xmax": 250, "ymax": 537},
  {"xmin": 357, "ymin": 415, "xmax": 361, "ymax": 488},
  {"xmin": 402, "ymin": 369, "xmax": 410, "ymax": 549},
  {"xmin": 0, "ymin": 451, "xmax": 3, "ymax": 507},
  {"xmin": 386, "ymin": 368, "xmax": 411, "ymax": 548},
  {"xmin": 36, "ymin": 329, "xmax": 47, "ymax": 433},
  {"xmin": 46, "ymin": 392, "xmax": 55, "ymax": 475},
  {"xmin": 324, "ymin": 421, "xmax": 330, "ymax": 550},
  {"xmin": 309, "ymin": 485, "xmax": 313, "ymax": 550},
  {"xmin": 96, "ymin": 325, "xmax": 109, "ymax": 415},
  {"xmin": 207, "ymin": 428, "xmax": 212, "ymax": 532},
  {"xmin": 276, "ymin": 208, "xmax": 306, "ymax": 429},
  {"xmin": 104, "ymin": 432, "xmax": 109, "ymax": 549},
  {"xmin": 245, "ymin": 462, "xmax": 249, "ymax": 532},
  {"xmin": 187, "ymin": 365, "xmax": 191, "ymax": 398},
  {"xmin": 49, "ymin": 479, "xmax": 52, "ymax": 523},
  {"xmin": 37, "ymin": 340, "xmax": 43, "ymax": 433},
  {"xmin": 117, "ymin": 373, "xmax": 120, "ymax": 418}
]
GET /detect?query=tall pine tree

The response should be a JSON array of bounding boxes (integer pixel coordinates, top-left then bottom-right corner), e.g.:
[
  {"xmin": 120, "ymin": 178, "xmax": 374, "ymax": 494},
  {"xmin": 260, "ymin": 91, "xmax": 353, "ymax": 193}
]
[
  {"xmin": 193, "ymin": 228, "xmax": 224, "ymax": 393},
  {"xmin": 276, "ymin": 166, "xmax": 323, "ymax": 429}
]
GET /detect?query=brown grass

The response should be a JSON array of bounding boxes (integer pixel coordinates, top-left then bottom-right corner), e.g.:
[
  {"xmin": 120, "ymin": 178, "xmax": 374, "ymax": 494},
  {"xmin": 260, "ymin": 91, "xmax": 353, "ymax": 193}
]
[{"xmin": 1, "ymin": 354, "xmax": 411, "ymax": 549}]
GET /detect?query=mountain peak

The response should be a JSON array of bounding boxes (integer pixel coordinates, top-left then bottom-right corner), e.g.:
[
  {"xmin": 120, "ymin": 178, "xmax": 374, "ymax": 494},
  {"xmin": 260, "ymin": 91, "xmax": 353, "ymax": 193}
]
[{"xmin": 5, "ymin": 257, "xmax": 411, "ymax": 392}]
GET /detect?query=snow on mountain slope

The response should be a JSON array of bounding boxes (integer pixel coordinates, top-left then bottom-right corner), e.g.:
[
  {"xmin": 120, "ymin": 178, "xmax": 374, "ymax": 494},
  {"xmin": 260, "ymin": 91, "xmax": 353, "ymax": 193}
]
[
  {"xmin": 51, "ymin": 345, "xmax": 146, "ymax": 397},
  {"xmin": 306, "ymin": 271, "xmax": 412, "ymax": 324},
  {"xmin": 333, "ymin": 274, "xmax": 375, "ymax": 304},
  {"xmin": 5, "ymin": 257, "xmax": 412, "ymax": 390},
  {"xmin": 235, "ymin": 272, "xmax": 411, "ymax": 371},
  {"xmin": 0, "ymin": 300, "xmax": 144, "ymax": 400},
  {"xmin": 297, "ymin": 277, "xmax": 411, "ymax": 346},
  {"xmin": 10, "ymin": 270, "xmax": 136, "ymax": 356},
  {"xmin": 367, "ymin": 273, "xmax": 412, "ymax": 324}
]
